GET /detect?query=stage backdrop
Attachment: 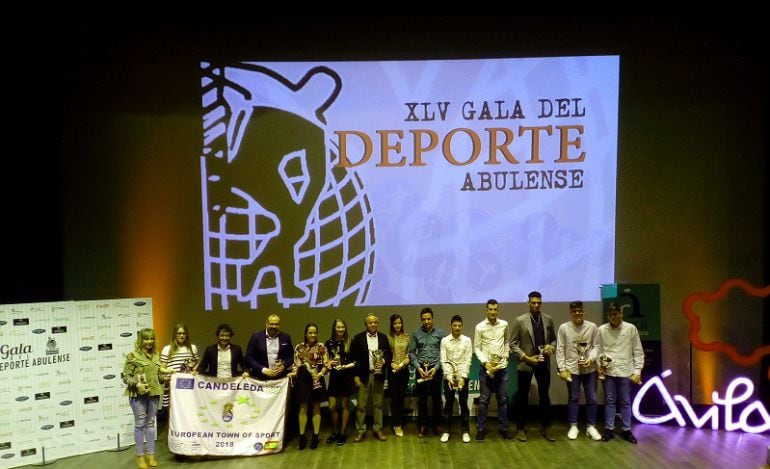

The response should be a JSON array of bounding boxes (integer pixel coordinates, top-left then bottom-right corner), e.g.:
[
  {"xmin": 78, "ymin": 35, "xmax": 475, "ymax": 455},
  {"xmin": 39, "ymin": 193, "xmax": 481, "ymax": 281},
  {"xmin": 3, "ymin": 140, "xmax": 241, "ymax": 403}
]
[
  {"xmin": 0, "ymin": 298, "xmax": 152, "ymax": 469},
  {"xmin": 200, "ymin": 56, "xmax": 619, "ymax": 310}
]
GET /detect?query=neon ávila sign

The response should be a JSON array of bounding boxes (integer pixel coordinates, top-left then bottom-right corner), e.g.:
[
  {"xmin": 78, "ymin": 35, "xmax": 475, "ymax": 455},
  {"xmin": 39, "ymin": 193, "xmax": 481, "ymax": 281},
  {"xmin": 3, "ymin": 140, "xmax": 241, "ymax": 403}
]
[{"xmin": 632, "ymin": 369, "xmax": 770, "ymax": 433}]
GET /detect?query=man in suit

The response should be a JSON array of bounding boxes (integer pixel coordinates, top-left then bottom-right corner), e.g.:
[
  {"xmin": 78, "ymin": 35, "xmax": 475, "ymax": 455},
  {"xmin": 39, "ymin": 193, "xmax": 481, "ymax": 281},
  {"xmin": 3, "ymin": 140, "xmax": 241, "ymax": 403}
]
[
  {"xmin": 510, "ymin": 291, "xmax": 557, "ymax": 442},
  {"xmin": 351, "ymin": 313, "xmax": 392, "ymax": 442},
  {"xmin": 196, "ymin": 323, "xmax": 249, "ymax": 378},
  {"xmin": 245, "ymin": 314, "xmax": 294, "ymax": 379}
]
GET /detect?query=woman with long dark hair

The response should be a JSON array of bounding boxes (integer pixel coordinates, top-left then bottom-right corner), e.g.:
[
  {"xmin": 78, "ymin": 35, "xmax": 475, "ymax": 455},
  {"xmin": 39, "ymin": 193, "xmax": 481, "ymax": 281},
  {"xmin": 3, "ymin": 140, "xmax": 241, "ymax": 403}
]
[
  {"xmin": 324, "ymin": 318, "xmax": 356, "ymax": 446},
  {"xmin": 388, "ymin": 314, "xmax": 411, "ymax": 437}
]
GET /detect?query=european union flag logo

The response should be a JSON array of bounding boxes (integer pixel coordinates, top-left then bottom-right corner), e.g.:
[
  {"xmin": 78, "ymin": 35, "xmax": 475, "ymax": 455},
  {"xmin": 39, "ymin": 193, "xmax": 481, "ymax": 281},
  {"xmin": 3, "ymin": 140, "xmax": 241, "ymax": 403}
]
[{"xmin": 176, "ymin": 377, "xmax": 195, "ymax": 389}]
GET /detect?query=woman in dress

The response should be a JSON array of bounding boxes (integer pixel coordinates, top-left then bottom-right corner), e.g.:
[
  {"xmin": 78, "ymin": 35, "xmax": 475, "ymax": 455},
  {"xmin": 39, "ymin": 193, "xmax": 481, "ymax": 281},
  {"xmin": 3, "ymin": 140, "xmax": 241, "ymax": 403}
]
[
  {"xmin": 324, "ymin": 318, "xmax": 356, "ymax": 446},
  {"xmin": 388, "ymin": 314, "xmax": 411, "ymax": 437},
  {"xmin": 290, "ymin": 323, "xmax": 329, "ymax": 449},
  {"xmin": 123, "ymin": 328, "xmax": 175, "ymax": 468},
  {"xmin": 160, "ymin": 323, "xmax": 199, "ymax": 412}
]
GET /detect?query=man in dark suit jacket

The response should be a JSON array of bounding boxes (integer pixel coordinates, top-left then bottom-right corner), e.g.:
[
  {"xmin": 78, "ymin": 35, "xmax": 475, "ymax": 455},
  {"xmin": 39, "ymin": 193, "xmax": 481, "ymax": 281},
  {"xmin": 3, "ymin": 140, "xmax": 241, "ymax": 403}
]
[
  {"xmin": 509, "ymin": 291, "xmax": 558, "ymax": 442},
  {"xmin": 351, "ymin": 313, "xmax": 392, "ymax": 442},
  {"xmin": 245, "ymin": 314, "xmax": 294, "ymax": 379},
  {"xmin": 196, "ymin": 324, "xmax": 249, "ymax": 377}
]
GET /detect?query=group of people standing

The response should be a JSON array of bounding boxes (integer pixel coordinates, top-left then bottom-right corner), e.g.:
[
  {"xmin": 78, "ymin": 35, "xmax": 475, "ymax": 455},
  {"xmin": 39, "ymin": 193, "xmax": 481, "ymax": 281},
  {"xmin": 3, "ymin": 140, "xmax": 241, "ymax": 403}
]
[{"xmin": 121, "ymin": 291, "xmax": 644, "ymax": 467}]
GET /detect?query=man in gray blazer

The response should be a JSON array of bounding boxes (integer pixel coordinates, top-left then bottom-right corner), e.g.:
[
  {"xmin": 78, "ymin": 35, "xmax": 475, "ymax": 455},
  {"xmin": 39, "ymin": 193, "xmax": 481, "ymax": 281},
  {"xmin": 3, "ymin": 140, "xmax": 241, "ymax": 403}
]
[{"xmin": 509, "ymin": 291, "xmax": 557, "ymax": 442}]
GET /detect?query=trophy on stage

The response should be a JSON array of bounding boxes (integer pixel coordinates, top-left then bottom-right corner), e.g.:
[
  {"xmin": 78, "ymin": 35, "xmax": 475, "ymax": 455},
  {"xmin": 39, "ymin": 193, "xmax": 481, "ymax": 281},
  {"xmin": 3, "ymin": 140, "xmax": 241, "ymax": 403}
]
[
  {"xmin": 331, "ymin": 344, "xmax": 342, "ymax": 369},
  {"xmin": 273, "ymin": 358, "xmax": 285, "ymax": 371},
  {"xmin": 598, "ymin": 354, "xmax": 612, "ymax": 380},
  {"xmin": 487, "ymin": 353, "xmax": 502, "ymax": 377},
  {"xmin": 181, "ymin": 357, "xmax": 197, "ymax": 372},
  {"xmin": 574, "ymin": 340, "xmax": 590, "ymax": 369},
  {"xmin": 537, "ymin": 345, "xmax": 546, "ymax": 363},
  {"xmin": 136, "ymin": 373, "xmax": 148, "ymax": 394},
  {"xmin": 445, "ymin": 360, "xmax": 460, "ymax": 390},
  {"xmin": 371, "ymin": 349, "xmax": 385, "ymax": 375},
  {"xmin": 416, "ymin": 360, "xmax": 434, "ymax": 384}
]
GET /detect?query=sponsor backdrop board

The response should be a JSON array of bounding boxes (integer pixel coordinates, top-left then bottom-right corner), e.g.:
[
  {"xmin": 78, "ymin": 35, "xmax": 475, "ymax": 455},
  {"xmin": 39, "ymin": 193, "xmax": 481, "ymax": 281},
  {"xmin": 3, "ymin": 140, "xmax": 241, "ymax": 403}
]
[{"xmin": 0, "ymin": 298, "xmax": 153, "ymax": 469}]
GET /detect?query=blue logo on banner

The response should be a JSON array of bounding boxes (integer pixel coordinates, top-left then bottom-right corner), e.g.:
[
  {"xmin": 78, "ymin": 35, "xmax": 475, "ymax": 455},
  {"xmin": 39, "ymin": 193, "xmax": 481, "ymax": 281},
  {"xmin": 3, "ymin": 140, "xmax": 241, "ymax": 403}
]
[
  {"xmin": 176, "ymin": 378, "xmax": 195, "ymax": 389},
  {"xmin": 253, "ymin": 442, "xmax": 263, "ymax": 452}
]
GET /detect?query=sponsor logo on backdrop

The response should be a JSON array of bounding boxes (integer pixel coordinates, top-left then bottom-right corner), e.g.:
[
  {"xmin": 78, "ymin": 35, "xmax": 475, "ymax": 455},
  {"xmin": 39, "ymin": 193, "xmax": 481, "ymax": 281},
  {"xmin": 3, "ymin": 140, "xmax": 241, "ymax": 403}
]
[{"xmin": 46, "ymin": 337, "xmax": 59, "ymax": 355}]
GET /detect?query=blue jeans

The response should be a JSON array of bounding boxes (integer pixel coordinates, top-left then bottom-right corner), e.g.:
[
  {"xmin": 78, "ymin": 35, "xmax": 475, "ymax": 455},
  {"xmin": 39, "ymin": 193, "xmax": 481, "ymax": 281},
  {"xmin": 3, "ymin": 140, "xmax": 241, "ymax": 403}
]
[
  {"xmin": 603, "ymin": 376, "xmax": 631, "ymax": 430},
  {"xmin": 129, "ymin": 396, "xmax": 159, "ymax": 455},
  {"xmin": 477, "ymin": 368, "xmax": 508, "ymax": 432},
  {"xmin": 567, "ymin": 372, "xmax": 597, "ymax": 425}
]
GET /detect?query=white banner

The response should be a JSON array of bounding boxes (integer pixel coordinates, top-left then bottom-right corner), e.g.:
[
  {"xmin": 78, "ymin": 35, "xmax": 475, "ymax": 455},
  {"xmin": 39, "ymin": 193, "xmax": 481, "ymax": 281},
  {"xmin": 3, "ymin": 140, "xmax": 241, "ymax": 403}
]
[{"xmin": 167, "ymin": 374, "xmax": 287, "ymax": 456}]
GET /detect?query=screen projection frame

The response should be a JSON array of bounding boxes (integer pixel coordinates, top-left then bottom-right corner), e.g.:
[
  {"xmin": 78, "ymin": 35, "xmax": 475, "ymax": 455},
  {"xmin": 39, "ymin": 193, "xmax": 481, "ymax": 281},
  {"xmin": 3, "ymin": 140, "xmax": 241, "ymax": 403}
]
[{"xmin": 199, "ymin": 56, "xmax": 618, "ymax": 310}]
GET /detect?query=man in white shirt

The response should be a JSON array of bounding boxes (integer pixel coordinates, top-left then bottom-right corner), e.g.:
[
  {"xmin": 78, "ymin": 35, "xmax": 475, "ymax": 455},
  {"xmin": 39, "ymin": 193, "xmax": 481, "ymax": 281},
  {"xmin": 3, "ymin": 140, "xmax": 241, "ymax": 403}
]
[
  {"xmin": 474, "ymin": 299, "xmax": 512, "ymax": 441},
  {"xmin": 440, "ymin": 315, "xmax": 472, "ymax": 443},
  {"xmin": 555, "ymin": 301, "xmax": 601, "ymax": 441},
  {"xmin": 597, "ymin": 301, "xmax": 644, "ymax": 444}
]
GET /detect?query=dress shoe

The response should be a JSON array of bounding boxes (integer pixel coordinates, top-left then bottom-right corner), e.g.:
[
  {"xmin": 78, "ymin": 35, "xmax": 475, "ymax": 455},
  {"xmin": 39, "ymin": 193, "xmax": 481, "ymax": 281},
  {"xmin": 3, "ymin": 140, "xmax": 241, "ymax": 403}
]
[
  {"xmin": 475, "ymin": 429, "xmax": 486, "ymax": 441},
  {"xmin": 621, "ymin": 430, "xmax": 637, "ymax": 444},
  {"xmin": 499, "ymin": 429, "xmax": 513, "ymax": 440},
  {"xmin": 326, "ymin": 433, "xmax": 338, "ymax": 444},
  {"xmin": 434, "ymin": 426, "xmax": 445, "ymax": 436},
  {"xmin": 540, "ymin": 427, "xmax": 556, "ymax": 442},
  {"xmin": 393, "ymin": 426, "xmax": 404, "ymax": 437},
  {"xmin": 310, "ymin": 433, "xmax": 319, "ymax": 449},
  {"xmin": 418, "ymin": 426, "xmax": 427, "ymax": 438},
  {"xmin": 353, "ymin": 432, "xmax": 366, "ymax": 443},
  {"xmin": 515, "ymin": 429, "xmax": 527, "ymax": 442},
  {"xmin": 601, "ymin": 429, "xmax": 614, "ymax": 441},
  {"xmin": 336, "ymin": 434, "xmax": 348, "ymax": 446},
  {"xmin": 374, "ymin": 430, "xmax": 387, "ymax": 441},
  {"xmin": 298, "ymin": 434, "xmax": 307, "ymax": 450}
]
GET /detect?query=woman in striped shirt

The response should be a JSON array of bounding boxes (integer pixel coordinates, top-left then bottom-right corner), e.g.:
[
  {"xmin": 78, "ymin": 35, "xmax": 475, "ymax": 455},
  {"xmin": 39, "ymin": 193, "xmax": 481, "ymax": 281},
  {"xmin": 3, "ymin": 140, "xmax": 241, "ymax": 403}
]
[{"xmin": 160, "ymin": 323, "xmax": 199, "ymax": 410}]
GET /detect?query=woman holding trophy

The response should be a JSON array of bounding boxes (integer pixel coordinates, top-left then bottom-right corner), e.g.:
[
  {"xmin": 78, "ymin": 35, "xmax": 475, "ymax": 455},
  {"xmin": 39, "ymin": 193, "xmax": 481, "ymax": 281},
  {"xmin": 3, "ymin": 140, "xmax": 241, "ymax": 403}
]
[
  {"xmin": 159, "ymin": 323, "xmax": 199, "ymax": 414},
  {"xmin": 123, "ymin": 328, "xmax": 176, "ymax": 469},
  {"xmin": 324, "ymin": 319, "xmax": 356, "ymax": 446},
  {"xmin": 388, "ymin": 314, "xmax": 411, "ymax": 437},
  {"xmin": 290, "ymin": 323, "xmax": 329, "ymax": 450}
]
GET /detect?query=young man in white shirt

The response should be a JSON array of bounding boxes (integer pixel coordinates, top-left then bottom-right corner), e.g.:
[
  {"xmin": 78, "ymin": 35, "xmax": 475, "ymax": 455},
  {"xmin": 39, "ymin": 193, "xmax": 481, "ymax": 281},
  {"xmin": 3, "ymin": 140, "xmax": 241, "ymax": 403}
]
[
  {"xmin": 440, "ymin": 315, "xmax": 473, "ymax": 443},
  {"xmin": 555, "ymin": 301, "xmax": 602, "ymax": 441},
  {"xmin": 474, "ymin": 299, "xmax": 512, "ymax": 440},
  {"xmin": 597, "ymin": 302, "xmax": 644, "ymax": 444}
]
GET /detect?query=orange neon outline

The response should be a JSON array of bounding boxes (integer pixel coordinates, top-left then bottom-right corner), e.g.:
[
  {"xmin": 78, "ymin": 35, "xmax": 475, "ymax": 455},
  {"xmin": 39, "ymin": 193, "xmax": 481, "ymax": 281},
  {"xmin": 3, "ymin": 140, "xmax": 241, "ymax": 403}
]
[{"xmin": 682, "ymin": 278, "xmax": 770, "ymax": 367}]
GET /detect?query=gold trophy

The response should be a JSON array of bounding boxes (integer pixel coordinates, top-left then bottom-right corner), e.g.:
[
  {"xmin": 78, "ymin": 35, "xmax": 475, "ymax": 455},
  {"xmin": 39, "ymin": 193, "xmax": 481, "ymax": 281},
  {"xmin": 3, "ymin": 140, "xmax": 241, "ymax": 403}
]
[
  {"xmin": 371, "ymin": 349, "xmax": 385, "ymax": 375},
  {"xmin": 416, "ymin": 360, "xmax": 434, "ymax": 384},
  {"xmin": 486, "ymin": 353, "xmax": 502, "ymax": 377},
  {"xmin": 136, "ymin": 373, "xmax": 148, "ymax": 394},
  {"xmin": 598, "ymin": 354, "xmax": 612, "ymax": 380},
  {"xmin": 181, "ymin": 357, "xmax": 197, "ymax": 372}
]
